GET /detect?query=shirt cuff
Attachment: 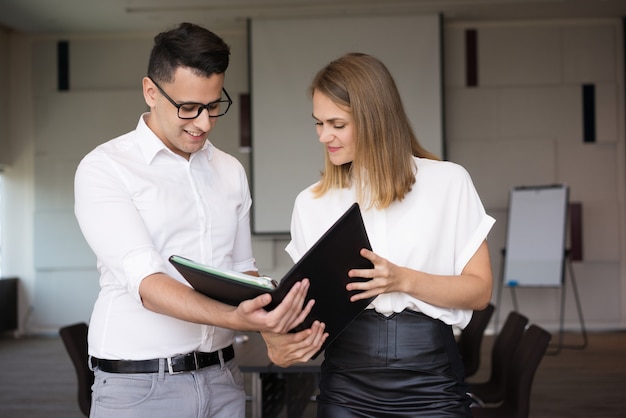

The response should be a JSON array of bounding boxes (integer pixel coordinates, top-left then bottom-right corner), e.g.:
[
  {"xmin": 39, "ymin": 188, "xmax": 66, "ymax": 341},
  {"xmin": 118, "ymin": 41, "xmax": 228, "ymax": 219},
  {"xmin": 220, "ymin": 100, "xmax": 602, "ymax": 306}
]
[{"xmin": 123, "ymin": 247, "xmax": 168, "ymax": 302}]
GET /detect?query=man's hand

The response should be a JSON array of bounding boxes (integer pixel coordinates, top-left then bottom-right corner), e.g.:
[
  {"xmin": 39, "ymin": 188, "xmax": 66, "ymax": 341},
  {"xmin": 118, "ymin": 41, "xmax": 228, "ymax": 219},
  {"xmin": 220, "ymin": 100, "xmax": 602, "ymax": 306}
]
[
  {"xmin": 236, "ymin": 279, "xmax": 314, "ymax": 334},
  {"xmin": 140, "ymin": 274, "xmax": 316, "ymax": 334}
]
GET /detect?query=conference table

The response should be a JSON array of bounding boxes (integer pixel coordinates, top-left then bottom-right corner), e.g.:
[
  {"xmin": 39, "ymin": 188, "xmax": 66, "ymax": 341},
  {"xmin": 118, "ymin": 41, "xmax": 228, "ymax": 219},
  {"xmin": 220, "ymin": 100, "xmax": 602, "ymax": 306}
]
[{"xmin": 233, "ymin": 332, "xmax": 324, "ymax": 418}]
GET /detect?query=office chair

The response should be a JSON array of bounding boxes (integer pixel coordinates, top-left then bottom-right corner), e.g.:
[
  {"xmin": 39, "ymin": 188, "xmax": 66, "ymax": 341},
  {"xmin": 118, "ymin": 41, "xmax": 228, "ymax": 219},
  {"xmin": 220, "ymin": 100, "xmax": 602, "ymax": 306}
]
[
  {"xmin": 467, "ymin": 310, "xmax": 529, "ymax": 406},
  {"xmin": 471, "ymin": 324, "xmax": 551, "ymax": 418},
  {"xmin": 59, "ymin": 322, "xmax": 93, "ymax": 417},
  {"xmin": 457, "ymin": 303, "xmax": 495, "ymax": 378}
]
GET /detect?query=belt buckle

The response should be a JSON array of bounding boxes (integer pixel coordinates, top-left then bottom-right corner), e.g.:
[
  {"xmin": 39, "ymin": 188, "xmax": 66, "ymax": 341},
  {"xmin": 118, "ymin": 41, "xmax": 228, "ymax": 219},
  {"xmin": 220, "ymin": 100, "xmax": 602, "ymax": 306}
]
[
  {"xmin": 167, "ymin": 352, "xmax": 199, "ymax": 375},
  {"xmin": 167, "ymin": 356, "xmax": 182, "ymax": 375}
]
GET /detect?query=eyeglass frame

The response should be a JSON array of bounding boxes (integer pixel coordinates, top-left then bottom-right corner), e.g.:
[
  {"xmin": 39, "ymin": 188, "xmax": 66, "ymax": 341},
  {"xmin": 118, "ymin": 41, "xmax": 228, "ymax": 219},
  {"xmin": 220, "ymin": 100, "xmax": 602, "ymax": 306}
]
[{"xmin": 147, "ymin": 76, "xmax": 233, "ymax": 119}]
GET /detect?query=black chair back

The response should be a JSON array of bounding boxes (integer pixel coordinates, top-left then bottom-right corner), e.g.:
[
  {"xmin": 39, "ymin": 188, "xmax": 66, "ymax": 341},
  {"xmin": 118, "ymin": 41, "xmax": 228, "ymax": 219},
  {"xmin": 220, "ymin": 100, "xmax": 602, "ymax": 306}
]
[
  {"xmin": 457, "ymin": 303, "xmax": 495, "ymax": 378},
  {"xmin": 59, "ymin": 322, "xmax": 92, "ymax": 417},
  {"xmin": 472, "ymin": 324, "xmax": 551, "ymax": 418},
  {"xmin": 469, "ymin": 310, "xmax": 529, "ymax": 404}
]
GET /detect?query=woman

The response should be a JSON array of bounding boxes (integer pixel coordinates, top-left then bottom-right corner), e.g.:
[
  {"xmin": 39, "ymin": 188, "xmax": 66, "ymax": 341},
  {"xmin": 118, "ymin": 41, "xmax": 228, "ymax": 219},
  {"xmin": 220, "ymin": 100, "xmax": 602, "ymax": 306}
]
[{"xmin": 263, "ymin": 52, "xmax": 495, "ymax": 417}]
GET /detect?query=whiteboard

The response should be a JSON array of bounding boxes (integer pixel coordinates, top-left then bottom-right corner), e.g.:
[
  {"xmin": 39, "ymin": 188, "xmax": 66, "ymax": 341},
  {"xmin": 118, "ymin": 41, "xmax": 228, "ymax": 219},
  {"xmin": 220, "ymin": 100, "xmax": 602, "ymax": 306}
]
[
  {"xmin": 250, "ymin": 14, "xmax": 442, "ymax": 234},
  {"xmin": 503, "ymin": 185, "xmax": 569, "ymax": 287}
]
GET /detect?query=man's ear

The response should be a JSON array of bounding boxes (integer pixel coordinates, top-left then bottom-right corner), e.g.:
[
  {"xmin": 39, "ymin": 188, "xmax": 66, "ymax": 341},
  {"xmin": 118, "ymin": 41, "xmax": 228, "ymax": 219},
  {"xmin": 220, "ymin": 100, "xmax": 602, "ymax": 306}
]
[{"xmin": 142, "ymin": 77, "xmax": 157, "ymax": 108}]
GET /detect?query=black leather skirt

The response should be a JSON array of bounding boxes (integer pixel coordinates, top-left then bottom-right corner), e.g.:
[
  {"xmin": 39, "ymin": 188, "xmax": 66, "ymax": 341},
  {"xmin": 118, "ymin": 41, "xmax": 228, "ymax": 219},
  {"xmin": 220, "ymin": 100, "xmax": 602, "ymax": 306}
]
[{"xmin": 317, "ymin": 309, "xmax": 472, "ymax": 418}]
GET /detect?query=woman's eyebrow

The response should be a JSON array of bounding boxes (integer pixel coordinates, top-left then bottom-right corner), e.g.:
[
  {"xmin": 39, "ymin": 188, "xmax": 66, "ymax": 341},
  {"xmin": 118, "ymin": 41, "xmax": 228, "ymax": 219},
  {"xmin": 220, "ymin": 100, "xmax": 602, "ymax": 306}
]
[{"xmin": 312, "ymin": 113, "xmax": 345, "ymax": 123}]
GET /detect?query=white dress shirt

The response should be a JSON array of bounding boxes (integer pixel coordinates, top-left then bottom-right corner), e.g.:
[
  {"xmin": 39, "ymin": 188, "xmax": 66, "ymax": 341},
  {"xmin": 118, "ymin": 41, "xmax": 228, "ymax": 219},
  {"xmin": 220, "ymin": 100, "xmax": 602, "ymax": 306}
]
[
  {"xmin": 75, "ymin": 114, "xmax": 257, "ymax": 360},
  {"xmin": 286, "ymin": 157, "xmax": 495, "ymax": 329}
]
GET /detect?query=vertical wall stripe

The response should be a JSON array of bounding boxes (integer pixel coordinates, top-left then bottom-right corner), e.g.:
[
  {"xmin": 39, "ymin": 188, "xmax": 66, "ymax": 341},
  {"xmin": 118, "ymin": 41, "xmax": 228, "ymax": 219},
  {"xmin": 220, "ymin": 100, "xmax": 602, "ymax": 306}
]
[
  {"xmin": 569, "ymin": 202, "xmax": 583, "ymax": 261},
  {"xmin": 246, "ymin": 18, "xmax": 258, "ymax": 231},
  {"xmin": 582, "ymin": 84, "xmax": 595, "ymax": 143},
  {"xmin": 239, "ymin": 93, "xmax": 251, "ymax": 149},
  {"xmin": 57, "ymin": 40, "xmax": 70, "ymax": 91},
  {"xmin": 465, "ymin": 29, "xmax": 478, "ymax": 87},
  {"xmin": 439, "ymin": 14, "xmax": 447, "ymax": 160}
]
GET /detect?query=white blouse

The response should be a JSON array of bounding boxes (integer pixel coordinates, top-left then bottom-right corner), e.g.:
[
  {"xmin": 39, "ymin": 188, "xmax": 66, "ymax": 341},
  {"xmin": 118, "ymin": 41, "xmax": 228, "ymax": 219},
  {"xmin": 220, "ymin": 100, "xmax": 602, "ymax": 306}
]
[{"xmin": 286, "ymin": 157, "xmax": 495, "ymax": 329}]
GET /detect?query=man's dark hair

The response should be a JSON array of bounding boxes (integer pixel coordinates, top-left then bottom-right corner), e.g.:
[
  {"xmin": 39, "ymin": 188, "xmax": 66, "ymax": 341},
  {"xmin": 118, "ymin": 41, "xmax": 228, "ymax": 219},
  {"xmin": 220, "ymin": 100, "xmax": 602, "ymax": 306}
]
[{"xmin": 147, "ymin": 22, "xmax": 230, "ymax": 83}]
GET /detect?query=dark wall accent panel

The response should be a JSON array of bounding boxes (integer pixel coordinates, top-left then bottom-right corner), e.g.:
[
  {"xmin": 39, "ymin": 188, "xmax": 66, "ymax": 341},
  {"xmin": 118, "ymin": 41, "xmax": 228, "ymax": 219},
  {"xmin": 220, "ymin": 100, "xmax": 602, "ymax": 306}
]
[
  {"xmin": 57, "ymin": 40, "xmax": 70, "ymax": 91},
  {"xmin": 465, "ymin": 29, "xmax": 478, "ymax": 87},
  {"xmin": 582, "ymin": 84, "xmax": 595, "ymax": 143},
  {"xmin": 239, "ymin": 93, "xmax": 251, "ymax": 149},
  {"xmin": 0, "ymin": 278, "xmax": 18, "ymax": 333},
  {"xmin": 569, "ymin": 202, "xmax": 583, "ymax": 261}
]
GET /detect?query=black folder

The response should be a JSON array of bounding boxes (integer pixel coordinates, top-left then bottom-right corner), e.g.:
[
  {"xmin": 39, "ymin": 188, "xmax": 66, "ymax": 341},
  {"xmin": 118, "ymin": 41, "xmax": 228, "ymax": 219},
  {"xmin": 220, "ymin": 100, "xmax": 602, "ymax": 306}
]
[{"xmin": 169, "ymin": 203, "xmax": 375, "ymax": 357}]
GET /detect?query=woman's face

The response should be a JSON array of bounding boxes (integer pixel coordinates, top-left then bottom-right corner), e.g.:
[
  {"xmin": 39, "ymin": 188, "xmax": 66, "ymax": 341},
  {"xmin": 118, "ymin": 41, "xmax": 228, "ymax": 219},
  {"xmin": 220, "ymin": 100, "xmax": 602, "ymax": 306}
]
[{"xmin": 312, "ymin": 90, "xmax": 355, "ymax": 166}]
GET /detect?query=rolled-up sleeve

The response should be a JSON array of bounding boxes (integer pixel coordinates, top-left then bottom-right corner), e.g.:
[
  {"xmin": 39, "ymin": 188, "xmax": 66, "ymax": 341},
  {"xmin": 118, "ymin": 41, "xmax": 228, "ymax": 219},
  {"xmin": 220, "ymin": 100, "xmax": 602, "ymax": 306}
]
[{"xmin": 75, "ymin": 149, "xmax": 165, "ymax": 302}]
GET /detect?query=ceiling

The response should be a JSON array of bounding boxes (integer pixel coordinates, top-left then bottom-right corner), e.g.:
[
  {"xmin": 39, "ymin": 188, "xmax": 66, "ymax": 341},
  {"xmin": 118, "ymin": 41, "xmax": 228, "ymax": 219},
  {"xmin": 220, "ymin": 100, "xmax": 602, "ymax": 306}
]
[{"xmin": 0, "ymin": 0, "xmax": 625, "ymax": 35}]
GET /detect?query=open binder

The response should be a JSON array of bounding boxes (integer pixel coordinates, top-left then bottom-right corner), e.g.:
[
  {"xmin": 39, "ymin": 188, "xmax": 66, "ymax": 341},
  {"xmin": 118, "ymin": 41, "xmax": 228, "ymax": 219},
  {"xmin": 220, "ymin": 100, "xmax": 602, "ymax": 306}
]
[{"xmin": 169, "ymin": 203, "xmax": 375, "ymax": 357}]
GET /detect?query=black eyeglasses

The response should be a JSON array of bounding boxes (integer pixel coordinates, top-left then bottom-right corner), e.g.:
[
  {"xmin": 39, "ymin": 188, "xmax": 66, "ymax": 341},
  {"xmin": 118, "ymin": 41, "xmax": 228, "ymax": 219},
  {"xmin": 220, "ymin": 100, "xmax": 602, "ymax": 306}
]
[{"xmin": 148, "ymin": 76, "xmax": 232, "ymax": 119}]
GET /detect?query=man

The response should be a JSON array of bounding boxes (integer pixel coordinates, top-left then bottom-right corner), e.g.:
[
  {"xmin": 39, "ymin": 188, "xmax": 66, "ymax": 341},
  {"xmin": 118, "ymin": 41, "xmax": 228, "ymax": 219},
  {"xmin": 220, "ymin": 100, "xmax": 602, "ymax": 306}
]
[{"xmin": 74, "ymin": 22, "xmax": 312, "ymax": 418}]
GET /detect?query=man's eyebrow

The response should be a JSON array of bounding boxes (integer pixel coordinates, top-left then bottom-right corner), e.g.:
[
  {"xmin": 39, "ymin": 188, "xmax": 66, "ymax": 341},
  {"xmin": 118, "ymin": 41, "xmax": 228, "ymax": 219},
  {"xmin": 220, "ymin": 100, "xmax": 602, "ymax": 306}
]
[{"xmin": 180, "ymin": 96, "xmax": 222, "ymax": 105}]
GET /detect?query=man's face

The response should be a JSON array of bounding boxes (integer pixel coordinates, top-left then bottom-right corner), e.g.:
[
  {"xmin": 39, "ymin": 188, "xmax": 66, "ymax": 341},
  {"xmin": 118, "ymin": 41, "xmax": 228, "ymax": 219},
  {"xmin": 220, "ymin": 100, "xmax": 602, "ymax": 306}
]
[{"xmin": 143, "ymin": 67, "xmax": 225, "ymax": 159}]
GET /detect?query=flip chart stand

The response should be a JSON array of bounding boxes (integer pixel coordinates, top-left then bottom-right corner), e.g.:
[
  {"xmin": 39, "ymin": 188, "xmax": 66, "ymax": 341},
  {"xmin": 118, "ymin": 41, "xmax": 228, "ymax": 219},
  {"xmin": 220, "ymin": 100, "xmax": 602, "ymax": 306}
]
[
  {"xmin": 495, "ymin": 249, "xmax": 588, "ymax": 354},
  {"xmin": 495, "ymin": 185, "xmax": 587, "ymax": 354}
]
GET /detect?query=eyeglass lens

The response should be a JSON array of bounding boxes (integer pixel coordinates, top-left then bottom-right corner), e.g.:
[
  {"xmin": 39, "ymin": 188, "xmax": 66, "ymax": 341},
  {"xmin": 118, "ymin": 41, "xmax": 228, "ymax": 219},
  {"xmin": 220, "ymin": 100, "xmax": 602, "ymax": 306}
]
[{"xmin": 178, "ymin": 100, "xmax": 230, "ymax": 119}]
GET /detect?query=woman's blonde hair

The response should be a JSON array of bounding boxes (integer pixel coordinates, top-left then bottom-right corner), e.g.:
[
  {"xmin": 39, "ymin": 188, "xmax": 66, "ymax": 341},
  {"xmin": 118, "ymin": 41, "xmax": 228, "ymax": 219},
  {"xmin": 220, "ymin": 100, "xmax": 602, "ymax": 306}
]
[{"xmin": 310, "ymin": 52, "xmax": 438, "ymax": 209}]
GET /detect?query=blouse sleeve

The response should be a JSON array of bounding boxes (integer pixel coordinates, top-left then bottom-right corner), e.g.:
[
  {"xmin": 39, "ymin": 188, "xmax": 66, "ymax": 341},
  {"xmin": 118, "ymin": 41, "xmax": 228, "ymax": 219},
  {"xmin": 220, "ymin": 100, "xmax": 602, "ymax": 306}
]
[{"xmin": 453, "ymin": 166, "xmax": 496, "ymax": 275}]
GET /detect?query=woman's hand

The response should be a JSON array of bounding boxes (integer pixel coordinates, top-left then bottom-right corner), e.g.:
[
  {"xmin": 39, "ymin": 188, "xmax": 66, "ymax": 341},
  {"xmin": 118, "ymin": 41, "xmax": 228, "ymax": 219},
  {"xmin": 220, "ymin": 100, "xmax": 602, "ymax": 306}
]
[
  {"xmin": 346, "ymin": 248, "xmax": 406, "ymax": 302},
  {"xmin": 261, "ymin": 321, "xmax": 328, "ymax": 367},
  {"xmin": 346, "ymin": 242, "xmax": 493, "ymax": 310}
]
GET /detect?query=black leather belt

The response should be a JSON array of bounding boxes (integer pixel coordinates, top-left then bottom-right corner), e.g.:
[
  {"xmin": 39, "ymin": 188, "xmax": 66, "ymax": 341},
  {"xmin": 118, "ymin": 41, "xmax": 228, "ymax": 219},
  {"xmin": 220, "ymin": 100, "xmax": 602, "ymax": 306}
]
[{"xmin": 91, "ymin": 345, "xmax": 235, "ymax": 375}]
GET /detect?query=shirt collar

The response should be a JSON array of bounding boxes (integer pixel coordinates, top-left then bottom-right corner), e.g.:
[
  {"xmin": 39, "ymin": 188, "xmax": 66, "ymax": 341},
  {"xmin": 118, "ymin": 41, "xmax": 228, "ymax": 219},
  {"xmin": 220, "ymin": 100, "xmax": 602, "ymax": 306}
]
[{"xmin": 135, "ymin": 113, "xmax": 213, "ymax": 164}]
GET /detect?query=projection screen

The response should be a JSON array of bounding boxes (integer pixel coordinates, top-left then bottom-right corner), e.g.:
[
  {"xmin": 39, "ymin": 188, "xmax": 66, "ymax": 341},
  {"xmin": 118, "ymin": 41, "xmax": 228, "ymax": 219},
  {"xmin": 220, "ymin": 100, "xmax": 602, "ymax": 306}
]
[{"xmin": 250, "ymin": 14, "xmax": 442, "ymax": 234}]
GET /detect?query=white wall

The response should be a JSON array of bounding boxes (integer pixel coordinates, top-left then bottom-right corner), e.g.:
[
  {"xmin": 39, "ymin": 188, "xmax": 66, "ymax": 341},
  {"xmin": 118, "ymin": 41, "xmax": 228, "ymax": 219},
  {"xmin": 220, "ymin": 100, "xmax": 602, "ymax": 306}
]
[
  {"xmin": 445, "ymin": 19, "xmax": 625, "ymax": 330},
  {"xmin": 1, "ymin": 17, "xmax": 624, "ymax": 334},
  {"xmin": 1, "ymin": 31, "xmax": 36, "ymax": 334}
]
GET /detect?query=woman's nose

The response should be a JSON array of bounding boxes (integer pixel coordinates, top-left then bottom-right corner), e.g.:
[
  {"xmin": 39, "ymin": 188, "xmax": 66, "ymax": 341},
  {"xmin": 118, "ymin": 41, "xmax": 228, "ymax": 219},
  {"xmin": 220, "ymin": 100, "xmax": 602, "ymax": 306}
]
[{"xmin": 318, "ymin": 125, "xmax": 332, "ymax": 143}]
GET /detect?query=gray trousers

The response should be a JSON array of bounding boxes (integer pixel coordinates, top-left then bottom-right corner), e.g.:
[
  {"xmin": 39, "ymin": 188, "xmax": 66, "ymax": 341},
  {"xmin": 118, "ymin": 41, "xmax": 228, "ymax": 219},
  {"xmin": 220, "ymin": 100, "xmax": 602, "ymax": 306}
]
[{"xmin": 89, "ymin": 358, "xmax": 246, "ymax": 418}]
